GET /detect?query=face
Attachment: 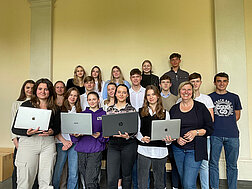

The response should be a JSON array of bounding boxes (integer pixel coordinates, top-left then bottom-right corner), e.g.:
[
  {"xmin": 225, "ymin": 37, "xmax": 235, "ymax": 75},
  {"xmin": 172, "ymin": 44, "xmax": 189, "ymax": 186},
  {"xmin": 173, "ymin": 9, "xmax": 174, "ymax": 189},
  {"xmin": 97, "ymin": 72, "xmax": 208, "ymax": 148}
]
[
  {"xmin": 146, "ymin": 89, "xmax": 158, "ymax": 105},
  {"xmin": 91, "ymin": 68, "xmax": 99, "ymax": 79},
  {"xmin": 107, "ymin": 84, "xmax": 116, "ymax": 98},
  {"xmin": 36, "ymin": 83, "xmax": 50, "ymax": 100},
  {"xmin": 87, "ymin": 94, "xmax": 100, "ymax": 108},
  {"xmin": 84, "ymin": 81, "xmax": 95, "ymax": 91},
  {"xmin": 214, "ymin": 76, "xmax": 229, "ymax": 92},
  {"xmin": 180, "ymin": 84, "xmax": 193, "ymax": 100},
  {"xmin": 130, "ymin": 74, "xmax": 142, "ymax": 86},
  {"xmin": 115, "ymin": 86, "xmax": 128, "ymax": 103},
  {"xmin": 112, "ymin": 68, "xmax": 121, "ymax": 79},
  {"xmin": 55, "ymin": 82, "xmax": 65, "ymax": 95},
  {"xmin": 170, "ymin": 57, "xmax": 181, "ymax": 68},
  {"xmin": 142, "ymin": 62, "xmax": 151, "ymax": 74},
  {"xmin": 68, "ymin": 90, "xmax": 78, "ymax": 106},
  {"xmin": 160, "ymin": 79, "xmax": 172, "ymax": 91},
  {"xmin": 76, "ymin": 67, "xmax": 84, "ymax": 78},
  {"xmin": 24, "ymin": 83, "xmax": 34, "ymax": 98},
  {"xmin": 190, "ymin": 78, "xmax": 202, "ymax": 91}
]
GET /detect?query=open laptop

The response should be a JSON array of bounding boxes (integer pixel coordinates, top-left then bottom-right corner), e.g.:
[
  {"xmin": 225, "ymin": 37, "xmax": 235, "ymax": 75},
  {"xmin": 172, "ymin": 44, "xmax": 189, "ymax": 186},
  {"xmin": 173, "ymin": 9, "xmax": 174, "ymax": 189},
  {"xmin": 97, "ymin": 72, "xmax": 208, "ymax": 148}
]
[
  {"xmin": 14, "ymin": 106, "xmax": 52, "ymax": 130},
  {"xmin": 61, "ymin": 113, "xmax": 92, "ymax": 135},
  {"xmin": 102, "ymin": 112, "xmax": 138, "ymax": 137},
  {"xmin": 151, "ymin": 119, "xmax": 181, "ymax": 141}
]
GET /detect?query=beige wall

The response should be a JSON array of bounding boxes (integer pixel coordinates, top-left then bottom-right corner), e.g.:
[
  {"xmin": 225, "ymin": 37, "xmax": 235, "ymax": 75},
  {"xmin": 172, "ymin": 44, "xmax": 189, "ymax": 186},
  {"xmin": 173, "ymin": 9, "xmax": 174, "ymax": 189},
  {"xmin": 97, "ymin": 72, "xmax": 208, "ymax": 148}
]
[
  {"xmin": 244, "ymin": 0, "xmax": 252, "ymax": 157},
  {"xmin": 53, "ymin": 0, "xmax": 216, "ymax": 94},
  {"xmin": 0, "ymin": 0, "xmax": 31, "ymax": 147}
]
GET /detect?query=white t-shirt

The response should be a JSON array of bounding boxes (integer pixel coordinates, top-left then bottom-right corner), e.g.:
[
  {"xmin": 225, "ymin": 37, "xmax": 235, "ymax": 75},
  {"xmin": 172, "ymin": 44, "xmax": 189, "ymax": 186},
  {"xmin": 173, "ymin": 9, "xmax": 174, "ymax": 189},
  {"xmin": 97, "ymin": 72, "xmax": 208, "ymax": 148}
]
[
  {"xmin": 94, "ymin": 81, "xmax": 105, "ymax": 94},
  {"xmin": 129, "ymin": 86, "xmax": 145, "ymax": 112}
]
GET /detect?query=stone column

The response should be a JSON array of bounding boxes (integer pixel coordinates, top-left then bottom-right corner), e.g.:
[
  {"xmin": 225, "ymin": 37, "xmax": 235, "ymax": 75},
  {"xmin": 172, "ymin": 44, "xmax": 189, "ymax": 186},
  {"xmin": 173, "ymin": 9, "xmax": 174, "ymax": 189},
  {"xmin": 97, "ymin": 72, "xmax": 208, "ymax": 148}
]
[
  {"xmin": 214, "ymin": 0, "xmax": 252, "ymax": 181},
  {"xmin": 28, "ymin": 0, "xmax": 55, "ymax": 80}
]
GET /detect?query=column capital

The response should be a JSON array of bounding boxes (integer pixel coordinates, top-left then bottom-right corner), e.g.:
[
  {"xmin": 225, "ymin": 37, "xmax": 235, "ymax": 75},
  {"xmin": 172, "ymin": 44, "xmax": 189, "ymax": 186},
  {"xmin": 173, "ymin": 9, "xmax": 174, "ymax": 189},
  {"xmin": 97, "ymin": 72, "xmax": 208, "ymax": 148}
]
[{"xmin": 28, "ymin": 0, "xmax": 55, "ymax": 8}]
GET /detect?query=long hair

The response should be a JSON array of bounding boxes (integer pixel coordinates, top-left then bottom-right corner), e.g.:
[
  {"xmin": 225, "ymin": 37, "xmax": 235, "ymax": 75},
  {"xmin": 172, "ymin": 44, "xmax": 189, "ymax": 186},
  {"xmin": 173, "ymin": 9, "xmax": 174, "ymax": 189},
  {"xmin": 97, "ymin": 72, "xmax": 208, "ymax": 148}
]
[
  {"xmin": 61, "ymin": 87, "xmax": 82, "ymax": 113},
  {"xmin": 110, "ymin": 66, "xmax": 125, "ymax": 84},
  {"xmin": 17, "ymin": 80, "xmax": 35, "ymax": 101},
  {"xmin": 31, "ymin": 78, "xmax": 58, "ymax": 112},
  {"xmin": 140, "ymin": 85, "xmax": 165, "ymax": 119},
  {"xmin": 104, "ymin": 82, "xmax": 117, "ymax": 105},
  {"xmin": 91, "ymin": 66, "xmax": 103, "ymax": 92},
  {"xmin": 73, "ymin": 65, "xmax": 86, "ymax": 86},
  {"xmin": 54, "ymin": 81, "xmax": 66, "ymax": 95},
  {"xmin": 114, "ymin": 84, "xmax": 131, "ymax": 104}
]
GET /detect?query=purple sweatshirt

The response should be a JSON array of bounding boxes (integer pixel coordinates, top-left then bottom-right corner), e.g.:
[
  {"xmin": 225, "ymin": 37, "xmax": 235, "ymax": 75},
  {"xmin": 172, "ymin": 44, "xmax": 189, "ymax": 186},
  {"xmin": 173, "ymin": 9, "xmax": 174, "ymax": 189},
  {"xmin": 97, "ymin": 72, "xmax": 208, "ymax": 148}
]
[{"xmin": 71, "ymin": 108, "xmax": 108, "ymax": 153}]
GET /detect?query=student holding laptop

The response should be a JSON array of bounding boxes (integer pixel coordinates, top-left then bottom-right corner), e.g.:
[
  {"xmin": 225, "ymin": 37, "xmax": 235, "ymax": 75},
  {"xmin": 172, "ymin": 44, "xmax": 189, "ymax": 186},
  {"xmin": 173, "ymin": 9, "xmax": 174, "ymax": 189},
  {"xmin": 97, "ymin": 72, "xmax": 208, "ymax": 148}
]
[
  {"xmin": 12, "ymin": 78, "xmax": 61, "ymax": 189},
  {"xmin": 137, "ymin": 85, "xmax": 173, "ymax": 189},
  {"xmin": 52, "ymin": 87, "xmax": 82, "ymax": 189},
  {"xmin": 106, "ymin": 84, "xmax": 137, "ymax": 189},
  {"xmin": 71, "ymin": 92, "xmax": 107, "ymax": 188}
]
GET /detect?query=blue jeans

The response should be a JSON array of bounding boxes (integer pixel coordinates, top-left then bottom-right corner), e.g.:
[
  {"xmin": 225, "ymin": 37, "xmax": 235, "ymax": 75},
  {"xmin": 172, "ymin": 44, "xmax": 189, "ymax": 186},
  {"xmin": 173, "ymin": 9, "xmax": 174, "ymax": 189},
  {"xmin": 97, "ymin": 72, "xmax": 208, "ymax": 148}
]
[
  {"xmin": 199, "ymin": 137, "xmax": 210, "ymax": 189},
  {"xmin": 172, "ymin": 145, "xmax": 202, "ymax": 189},
  {"xmin": 53, "ymin": 143, "xmax": 78, "ymax": 189},
  {"xmin": 209, "ymin": 136, "xmax": 239, "ymax": 189}
]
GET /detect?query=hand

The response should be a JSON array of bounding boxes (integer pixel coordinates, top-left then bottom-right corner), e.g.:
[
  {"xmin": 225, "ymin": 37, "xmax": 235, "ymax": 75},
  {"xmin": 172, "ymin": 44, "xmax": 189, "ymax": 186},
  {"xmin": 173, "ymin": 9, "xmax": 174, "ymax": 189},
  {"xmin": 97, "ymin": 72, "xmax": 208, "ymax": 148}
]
[
  {"xmin": 13, "ymin": 137, "xmax": 19, "ymax": 149},
  {"xmin": 71, "ymin": 134, "xmax": 83, "ymax": 137},
  {"xmin": 27, "ymin": 127, "xmax": 42, "ymax": 135},
  {"xmin": 177, "ymin": 137, "xmax": 188, "ymax": 146},
  {"xmin": 183, "ymin": 130, "xmax": 197, "ymax": 142},
  {"xmin": 113, "ymin": 131, "xmax": 130, "ymax": 139},
  {"xmin": 38, "ymin": 128, "xmax": 54, "ymax": 136},
  {"xmin": 92, "ymin": 132, "xmax": 100, "ymax": 138},
  {"xmin": 62, "ymin": 140, "xmax": 72, "ymax": 151},
  {"xmin": 141, "ymin": 136, "xmax": 151, "ymax": 143},
  {"xmin": 162, "ymin": 135, "xmax": 176, "ymax": 143}
]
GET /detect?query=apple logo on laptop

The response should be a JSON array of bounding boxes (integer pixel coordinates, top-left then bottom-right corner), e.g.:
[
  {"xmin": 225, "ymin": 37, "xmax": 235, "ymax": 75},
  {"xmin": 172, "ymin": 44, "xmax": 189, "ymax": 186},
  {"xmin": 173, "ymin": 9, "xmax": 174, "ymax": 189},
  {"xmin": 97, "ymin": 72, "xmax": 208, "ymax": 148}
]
[
  {"xmin": 165, "ymin": 128, "xmax": 167, "ymax": 132},
  {"xmin": 119, "ymin": 122, "xmax": 123, "ymax": 126},
  {"xmin": 32, "ymin": 117, "xmax": 35, "ymax": 120}
]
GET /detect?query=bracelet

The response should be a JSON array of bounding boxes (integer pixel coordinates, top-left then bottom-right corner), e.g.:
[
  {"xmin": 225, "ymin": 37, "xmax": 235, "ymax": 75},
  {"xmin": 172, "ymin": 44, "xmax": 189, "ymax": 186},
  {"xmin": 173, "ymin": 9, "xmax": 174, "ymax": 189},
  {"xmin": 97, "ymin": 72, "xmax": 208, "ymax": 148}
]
[{"xmin": 196, "ymin": 130, "xmax": 199, "ymax": 136}]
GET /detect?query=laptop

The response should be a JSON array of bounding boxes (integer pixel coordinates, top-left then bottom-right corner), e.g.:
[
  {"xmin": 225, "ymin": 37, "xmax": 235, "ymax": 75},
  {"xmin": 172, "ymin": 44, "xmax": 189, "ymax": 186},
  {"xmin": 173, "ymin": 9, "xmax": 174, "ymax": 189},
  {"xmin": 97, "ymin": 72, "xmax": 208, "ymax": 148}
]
[
  {"xmin": 102, "ymin": 112, "xmax": 138, "ymax": 137},
  {"xmin": 61, "ymin": 113, "xmax": 92, "ymax": 135},
  {"xmin": 14, "ymin": 106, "xmax": 52, "ymax": 130},
  {"xmin": 151, "ymin": 119, "xmax": 181, "ymax": 141}
]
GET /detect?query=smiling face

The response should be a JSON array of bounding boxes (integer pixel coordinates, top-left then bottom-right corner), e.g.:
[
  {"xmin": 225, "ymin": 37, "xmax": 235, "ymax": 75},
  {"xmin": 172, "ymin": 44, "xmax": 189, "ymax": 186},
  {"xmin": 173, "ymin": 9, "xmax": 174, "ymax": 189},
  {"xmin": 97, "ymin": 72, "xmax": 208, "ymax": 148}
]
[
  {"xmin": 130, "ymin": 74, "xmax": 142, "ymax": 86},
  {"xmin": 107, "ymin": 84, "xmax": 116, "ymax": 98},
  {"xmin": 146, "ymin": 89, "xmax": 158, "ymax": 105},
  {"xmin": 112, "ymin": 68, "xmax": 121, "ymax": 79},
  {"xmin": 68, "ymin": 90, "xmax": 78, "ymax": 106},
  {"xmin": 142, "ymin": 62, "xmax": 152, "ymax": 74},
  {"xmin": 76, "ymin": 67, "xmax": 85, "ymax": 78},
  {"xmin": 115, "ymin": 86, "xmax": 128, "ymax": 103},
  {"xmin": 36, "ymin": 83, "xmax": 50, "ymax": 101},
  {"xmin": 55, "ymin": 82, "xmax": 65, "ymax": 96},
  {"xmin": 214, "ymin": 76, "xmax": 229, "ymax": 93},
  {"xmin": 87, "ymin": 93, "xmax": 100, "ymax": 109},
  {"xmin": 179, "ymin": 84, "xmax": 193, "ymax": 101},
  {"xmin": 91, "ymin": 67, "xmax": 100, "ymax": 79},
  {"xmin": 24, "ymin": 83, "xmax": 34, "ymax": 98}
]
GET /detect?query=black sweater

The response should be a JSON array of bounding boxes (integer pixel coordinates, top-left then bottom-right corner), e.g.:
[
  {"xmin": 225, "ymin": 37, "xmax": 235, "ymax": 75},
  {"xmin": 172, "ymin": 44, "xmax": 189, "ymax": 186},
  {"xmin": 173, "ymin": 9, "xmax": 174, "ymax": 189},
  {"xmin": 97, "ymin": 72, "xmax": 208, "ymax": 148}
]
[
  {"xmin": 169, "ymin": 101, "xmax": 214, "ymax": 161},
  {"xmin": 12, "ymin": 100, "xmax": 61, "ymax": 136}
]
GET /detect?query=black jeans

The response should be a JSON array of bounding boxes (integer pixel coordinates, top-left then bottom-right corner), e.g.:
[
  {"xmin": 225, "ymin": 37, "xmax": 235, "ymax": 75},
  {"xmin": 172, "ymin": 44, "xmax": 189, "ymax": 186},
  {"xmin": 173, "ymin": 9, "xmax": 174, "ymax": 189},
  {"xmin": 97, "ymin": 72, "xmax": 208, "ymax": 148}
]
[{"xmin": 107, "ymin": 138, "xmax": 137, "ymax": 189}]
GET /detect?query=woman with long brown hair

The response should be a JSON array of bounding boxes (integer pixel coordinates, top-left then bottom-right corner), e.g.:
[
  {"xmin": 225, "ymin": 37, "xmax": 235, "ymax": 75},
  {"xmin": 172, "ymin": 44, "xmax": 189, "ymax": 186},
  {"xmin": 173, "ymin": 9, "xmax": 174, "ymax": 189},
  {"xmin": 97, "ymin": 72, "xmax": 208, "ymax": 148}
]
[
  {"xmin": 137, "ymin": 85, "xmax": 173, "ymax": 189},
  {"xmin": 66, "ymin": 65, "xmax": 86, "ymax": 95},
  {"xmin": 12, "ymin": 78, "xmax": 61, "ymax": 188},
  {"xmin": 91, "ymin": 66, "xmax": 105, "ymax": 95}
]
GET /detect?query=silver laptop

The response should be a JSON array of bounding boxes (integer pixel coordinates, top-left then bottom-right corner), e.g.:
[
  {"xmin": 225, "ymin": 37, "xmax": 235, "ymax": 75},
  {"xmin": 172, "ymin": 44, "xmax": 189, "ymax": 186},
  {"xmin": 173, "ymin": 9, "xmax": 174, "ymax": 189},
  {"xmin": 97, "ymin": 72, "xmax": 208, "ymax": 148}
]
[
  {"xmin": 151, "ymin": 119, "xmax": 181, "ymax": 141},
  {"xmin": 102, "ymin": 112, "xmax": 138, "ymax": 137},
  {"xmin": 14, "ymin": 106, "xmax": 52, "ymax": 130},
  {"xmin": 61, "ymin": 113, "xmax": 92, "ymax": 135}
]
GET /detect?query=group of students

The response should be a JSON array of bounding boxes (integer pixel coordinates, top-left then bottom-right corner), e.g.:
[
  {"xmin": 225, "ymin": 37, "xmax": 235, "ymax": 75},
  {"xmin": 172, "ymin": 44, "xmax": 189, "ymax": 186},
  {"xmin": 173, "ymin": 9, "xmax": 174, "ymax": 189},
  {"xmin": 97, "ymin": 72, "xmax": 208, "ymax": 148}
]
[{"xmin": 10, "ymin": 53, "xmax": 242, "ymax": 189}]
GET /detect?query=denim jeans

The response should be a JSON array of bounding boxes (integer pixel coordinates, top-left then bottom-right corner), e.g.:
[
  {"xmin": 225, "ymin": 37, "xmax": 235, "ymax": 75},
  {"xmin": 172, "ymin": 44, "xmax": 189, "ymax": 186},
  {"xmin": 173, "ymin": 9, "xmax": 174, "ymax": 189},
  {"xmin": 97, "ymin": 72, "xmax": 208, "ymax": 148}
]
[
  {"xmin": 209, "ymin": 136, "xmax": 239, "ymax": 189},
  {"xmin": 199, "ymin": 137, "xmax": 210, "ymax": 189},
  {"xmin": 53, "ymin": 143, "xmax": 78, "ymax": 189},
  {"xmin": 172, "ymin": 145, "xmax": 202, "ymax": 189}
]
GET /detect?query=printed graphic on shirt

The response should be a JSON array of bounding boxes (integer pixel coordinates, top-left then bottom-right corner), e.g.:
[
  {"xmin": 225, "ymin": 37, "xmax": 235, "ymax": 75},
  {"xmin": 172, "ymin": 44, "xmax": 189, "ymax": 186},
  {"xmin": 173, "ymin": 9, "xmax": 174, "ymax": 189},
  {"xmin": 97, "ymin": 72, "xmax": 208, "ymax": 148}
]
[
  {"xmin": 97, "ymin": 116, "xmax": 102, "ymax": 120},
  {"xmin": 214, "ymin": 99, "xmax": 233, "ymax": 117}
]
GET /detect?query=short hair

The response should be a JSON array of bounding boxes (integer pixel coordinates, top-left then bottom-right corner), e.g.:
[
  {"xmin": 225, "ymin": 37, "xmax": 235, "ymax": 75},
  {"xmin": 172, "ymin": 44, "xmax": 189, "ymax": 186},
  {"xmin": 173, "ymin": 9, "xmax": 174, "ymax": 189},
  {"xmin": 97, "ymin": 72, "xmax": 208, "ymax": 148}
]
[
  {"xmin": 169, "ymin": 53, "xmax": 181, "ymax": 60},
  {"xmin": 130, "ymin": 68, "xmax": 141, "ymax": 76},
  {"xmin": 160, "ymin": 74, "xmax": 171, "ymax": 83},
  {"xmin": 214, "ymin": 72, "xmax": 229, "ymax": 82},
  {"xmin": 178, "ymin": 81, "xmax": 195, "ymax": 99},
  {"xmin": 189, "ymin": 72, "xmax": 202, "ymax": 81},
  {"xmin": 84, "ymin": 76, "xmax": 95, "ymax": 83}
]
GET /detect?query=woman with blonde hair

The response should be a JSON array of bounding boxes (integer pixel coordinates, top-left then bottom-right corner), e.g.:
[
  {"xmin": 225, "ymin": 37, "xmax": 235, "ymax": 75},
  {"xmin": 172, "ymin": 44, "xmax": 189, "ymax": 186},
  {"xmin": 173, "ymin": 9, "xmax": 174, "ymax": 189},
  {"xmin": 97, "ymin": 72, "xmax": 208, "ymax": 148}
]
[
  {"xmin": 66, "ymin": 65, "xmax": 86, "ymax": 95},
  {"xmin": 102, "ymin": 66, "xmax": 131, "ymax": 99}
]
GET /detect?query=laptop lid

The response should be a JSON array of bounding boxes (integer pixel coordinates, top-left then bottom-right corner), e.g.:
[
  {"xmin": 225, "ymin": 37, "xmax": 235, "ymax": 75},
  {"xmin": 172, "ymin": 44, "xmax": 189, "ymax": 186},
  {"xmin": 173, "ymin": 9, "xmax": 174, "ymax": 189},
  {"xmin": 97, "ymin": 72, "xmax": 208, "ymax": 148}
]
[
  {"xmin": 151, "ymin": 119, "xmax": 181, "ymax": 141},
  {"xmin": 61, "ymin": 113, "xmax": 92, "ymax": 135},
  {"xmin": 14, "ymin": 106, "xmax": 52, "ymax": 130},
  {"xmin": 102, "ymin": 112, "xmax": 138, "ymax": 137}
]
